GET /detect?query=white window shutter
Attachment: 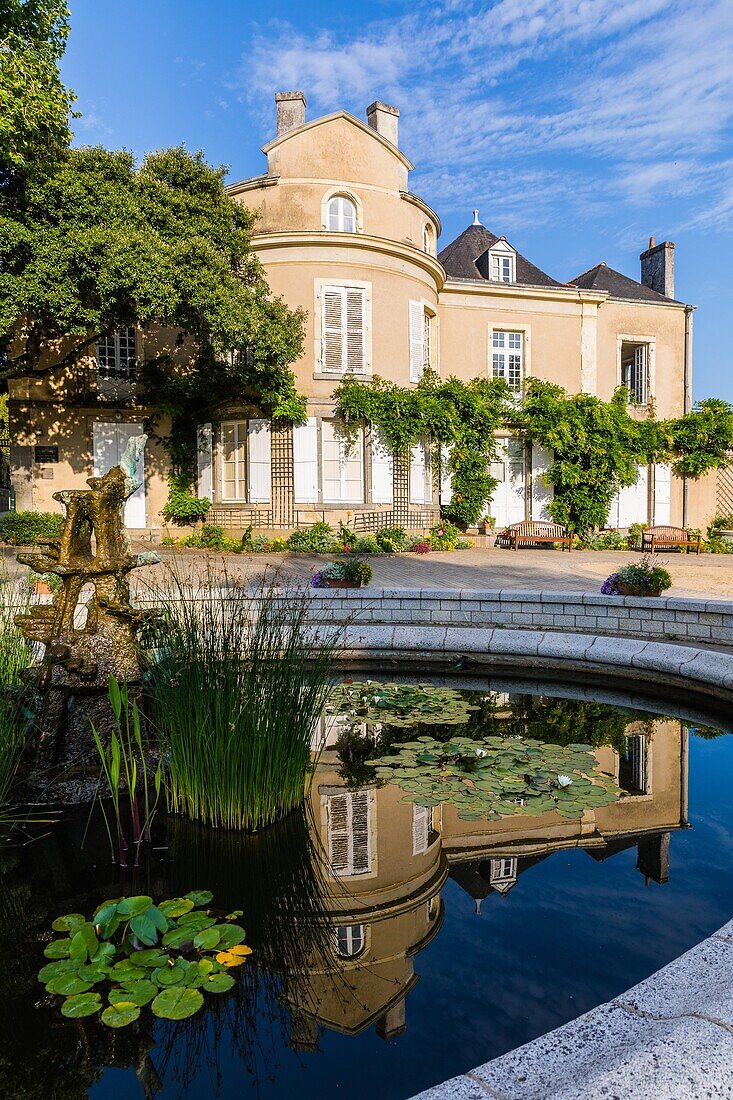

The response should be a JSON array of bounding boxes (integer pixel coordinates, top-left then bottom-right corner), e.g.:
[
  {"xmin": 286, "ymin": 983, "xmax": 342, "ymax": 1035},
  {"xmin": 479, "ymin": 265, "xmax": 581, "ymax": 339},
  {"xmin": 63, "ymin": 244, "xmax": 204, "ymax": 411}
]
[
  {"xmin": 247, "ymin": 419, "xmax": 271, "ymax": 503},
  {"xmin": 654, "ymin": 463, "xmax": 672, "ymax": 524},
  {"xmin": 322, "ymin": 288, "xmax": 344, "ymax": 372},
  {"xmin": 293, "ymin": 418, "xmax": 319, "ymax": 503},
  {"xmin": 327, "ymin": 790, "xmax": 371, "ymax": 876},
  {"xmin": 531, "ymin": 443, "xmax": 553, "ymax": 520},
  {"xmin": 345, "ymin": 288, "xmax": 365, "ymax": 373},
  {"xmin": 409, "ymin": 300, "xmax": 424, "ymax": 382},
  {"xmin": 196, "ymin": 422, "xmax": 213, "ymax": 500},
  {"xmin": 410, "ymin": 441, "xmax": 426, "ymax": 504},
  {"xmin": 371, "ymin": 428, "xmax": 393, "ymax": 504},
  {"xmin": 440, "ymin": 444, "xmax": 453, "ymax": 505},
  {"xmin": 412, "ymin": 803, "xmax": 430, "ymax": 855}
]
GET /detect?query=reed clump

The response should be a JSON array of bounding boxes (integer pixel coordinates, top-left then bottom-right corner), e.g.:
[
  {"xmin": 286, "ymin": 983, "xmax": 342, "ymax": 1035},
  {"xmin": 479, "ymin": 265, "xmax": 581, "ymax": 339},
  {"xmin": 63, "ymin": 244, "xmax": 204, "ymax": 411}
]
[{"xmin": 145, "ymin": 565, "xmax": 338, "ymax": 831}]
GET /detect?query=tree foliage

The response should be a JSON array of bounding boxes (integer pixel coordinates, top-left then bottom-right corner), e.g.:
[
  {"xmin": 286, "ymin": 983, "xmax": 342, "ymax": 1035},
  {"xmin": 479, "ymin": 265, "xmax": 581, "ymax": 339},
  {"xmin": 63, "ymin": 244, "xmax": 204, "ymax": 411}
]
[
  {"xmin": 0, "ymin": 0, "xmax": 75, "ymax": 185},
  {"xmin": 334, "ymin": 370, "xmax": 512, "ymax": 526}
]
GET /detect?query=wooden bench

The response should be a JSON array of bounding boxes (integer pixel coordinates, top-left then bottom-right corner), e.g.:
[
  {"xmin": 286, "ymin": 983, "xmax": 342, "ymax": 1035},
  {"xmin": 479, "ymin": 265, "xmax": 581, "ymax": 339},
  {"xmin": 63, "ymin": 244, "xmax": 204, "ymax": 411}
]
[
  {"xmin": 506, "ymin": 520, "xmax": 572, "ymax": 551},
  {"xmin": 641, "ymin": 525, "xmax": 702, "ymax": 555}
]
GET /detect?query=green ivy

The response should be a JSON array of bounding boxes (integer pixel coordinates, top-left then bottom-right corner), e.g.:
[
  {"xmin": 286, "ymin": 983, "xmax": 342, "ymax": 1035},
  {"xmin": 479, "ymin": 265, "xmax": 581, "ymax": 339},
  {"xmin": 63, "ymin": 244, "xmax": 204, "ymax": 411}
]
[{"xmin": 161, "ymin": 473, "xmax": 211, "ymax": 526}]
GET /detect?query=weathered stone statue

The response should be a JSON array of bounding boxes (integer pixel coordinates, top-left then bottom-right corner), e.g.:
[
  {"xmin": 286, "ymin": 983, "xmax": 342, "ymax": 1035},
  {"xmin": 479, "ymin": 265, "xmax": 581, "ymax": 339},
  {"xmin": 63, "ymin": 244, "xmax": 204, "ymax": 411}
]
[{"xmin": 15, "ymin": 436, "xmax": 160, "ymax": 788}]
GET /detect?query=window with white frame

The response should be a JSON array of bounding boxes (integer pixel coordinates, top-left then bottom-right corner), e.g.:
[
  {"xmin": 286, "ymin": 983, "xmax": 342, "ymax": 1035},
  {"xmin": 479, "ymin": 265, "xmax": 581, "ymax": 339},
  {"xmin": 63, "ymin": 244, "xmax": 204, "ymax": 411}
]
[
  {"xmin": 412, "ymin": 803, "xmax": 430, "ymax": 855},
  {"xmin": 321, "ymin": 285, "xmax": 366, "ymax": 374},
  {"xmin": 220, "ymin": 419, "xmax": 271, "ymax": 503},
  {"xmin": 97, "ymin": 328, "xmax": 136, "ymax": 399},
  {"xmin": 489, "ymin": 857, "xmax": 518, "ymax": 894},
  {"xmin": 326, "ymin": 789, "xmax": 372, "ymax": 876},
  {"xmin": 491, "ymin": 254, "xmax": 513, "ymax": 282},
  {"xmin": 423, "ymin": 223, "xmax": 435, "ymax": 254},
  {"xmin": 333, "ymin": 924, "xmax": 366, "ymax": 958},
  {"xmin": 621, "ymin": 341, "xmax": 650, "ymax": 405},
  {"xmin": 327, "ymin": 195, "xmax": 357, "ymax": 232},
  {"xmin": 492, "ymin": 331, "xmax": 523, "ymax": 391},
  {"xmin": 409, "ymin": 301, "xmax": 434, "ymax": 382},
  {"xmin": 321, "ymin": 420, "xmax": 364, "ymax": 503}
]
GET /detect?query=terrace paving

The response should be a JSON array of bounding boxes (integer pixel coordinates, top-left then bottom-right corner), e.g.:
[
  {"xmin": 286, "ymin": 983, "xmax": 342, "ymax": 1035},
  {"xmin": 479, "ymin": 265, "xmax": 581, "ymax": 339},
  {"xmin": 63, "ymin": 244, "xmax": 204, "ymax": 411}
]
[{"xmin": 127, "ymin": 545, "xmax": 733, "ymax": 602}]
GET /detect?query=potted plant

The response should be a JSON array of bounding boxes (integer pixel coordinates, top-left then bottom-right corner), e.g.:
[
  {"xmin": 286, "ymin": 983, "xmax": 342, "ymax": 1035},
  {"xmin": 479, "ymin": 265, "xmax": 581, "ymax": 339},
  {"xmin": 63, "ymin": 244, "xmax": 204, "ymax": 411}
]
[
  {"xmin": 477, "ymin": 514, "xmax": 496, "ymax": 535},
  {"xmin": 311, "ymin": 556, "xmax": 373, "ymax": 589},
  {"xmin": 709, "ymin": 514, "xmax": 733, "ymax": 544},
  {"xmin": 600, "ymin": 559, "xmax": 672, "ymax": 597}
]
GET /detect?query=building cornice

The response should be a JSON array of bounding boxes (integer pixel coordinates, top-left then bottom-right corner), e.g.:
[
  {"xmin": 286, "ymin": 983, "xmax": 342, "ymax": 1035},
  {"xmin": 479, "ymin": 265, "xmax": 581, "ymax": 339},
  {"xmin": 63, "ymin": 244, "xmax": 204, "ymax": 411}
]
[
  {"xmin": 227, "ymin": 173, "xmax": 280, "ymax": 196},
  {"xmin": 252, "ymin": 231, "xmax": 446, "ymax": 290},
  {"xmin": 400, "ymin": 190, "xmax": 442, "ymax": 236},
  {"xmin": 261, "ymin": 110, "xmax": 415, "ymax": 171},
  {"xmin": 441, "ymin": 277, "xmax": 607, "ymax": 306}
]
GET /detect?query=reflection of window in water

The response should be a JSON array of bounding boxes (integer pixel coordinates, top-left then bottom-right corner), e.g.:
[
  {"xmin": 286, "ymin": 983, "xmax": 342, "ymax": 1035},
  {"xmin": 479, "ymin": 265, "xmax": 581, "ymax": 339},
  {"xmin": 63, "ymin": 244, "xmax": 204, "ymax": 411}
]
[
  {"xmin": 327, "ymin": 790, "xmax": 372, "ymax": 876},
  {"xmin": 334, "ymin": 923, "xmax": 366, "ymax": 958},
  {"xmin": 489, "ymin": 857, "xmax": 517, "ymax": 894},
  {"xmin": 427, "ymin": 896, "xmax": 439, "ymax": 922},
  {"xmin": 619, "ymin": 734, "xmax": 648, "ymax": 795},
  {"xmin": 412, "ymin": 803, "xmax": 430, "ymax": 855}
]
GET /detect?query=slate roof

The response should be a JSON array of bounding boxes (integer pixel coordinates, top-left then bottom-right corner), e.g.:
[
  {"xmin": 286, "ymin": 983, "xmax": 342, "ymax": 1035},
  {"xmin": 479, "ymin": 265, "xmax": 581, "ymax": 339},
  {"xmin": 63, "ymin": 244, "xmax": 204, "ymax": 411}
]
[
  {"xmin": 569, "ymin": 262, "xmax": 678, "ymax": 303},
  {"xmin": 438, "ymin": 223, "xmax": 562, "ymax": 288}
]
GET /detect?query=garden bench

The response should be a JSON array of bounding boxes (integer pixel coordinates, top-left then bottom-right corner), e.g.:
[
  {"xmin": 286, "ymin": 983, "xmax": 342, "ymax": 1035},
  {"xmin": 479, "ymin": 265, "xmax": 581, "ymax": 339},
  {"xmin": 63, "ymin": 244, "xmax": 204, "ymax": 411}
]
[
  {"xmin": 641, "ymin": 525, "xmax": 702, "ymax": 554},
  {"xmin": 505, "ymin": 520, "xmax": 572, "ymax": 551}
]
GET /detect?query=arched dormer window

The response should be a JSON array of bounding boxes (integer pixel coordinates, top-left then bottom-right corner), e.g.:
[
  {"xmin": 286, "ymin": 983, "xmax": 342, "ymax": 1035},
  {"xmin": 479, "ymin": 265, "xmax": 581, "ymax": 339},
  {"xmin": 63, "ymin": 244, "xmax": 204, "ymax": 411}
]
[
  {"xmin": 423, "ymin": 223, "xmax": 435, "ymax": 255},
  {"xmin": 327, "ymin": 195, "xmax": 357, "ymax": 233}
]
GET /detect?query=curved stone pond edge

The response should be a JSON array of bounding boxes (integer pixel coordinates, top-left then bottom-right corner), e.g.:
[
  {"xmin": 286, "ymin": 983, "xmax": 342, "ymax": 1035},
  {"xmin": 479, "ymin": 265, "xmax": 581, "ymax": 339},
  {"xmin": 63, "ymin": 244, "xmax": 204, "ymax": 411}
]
[{"xmin": 410, "ymin": 916, "xmax": 733, "ymax": 1100}]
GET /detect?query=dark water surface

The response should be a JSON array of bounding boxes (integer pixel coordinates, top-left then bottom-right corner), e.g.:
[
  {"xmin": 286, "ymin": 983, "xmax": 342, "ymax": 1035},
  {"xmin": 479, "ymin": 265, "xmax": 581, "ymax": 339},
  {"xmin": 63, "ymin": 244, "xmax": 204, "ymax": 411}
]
[{"xmin": 2, "ymin": 677, "xmax": 732, "ymax": 1100}]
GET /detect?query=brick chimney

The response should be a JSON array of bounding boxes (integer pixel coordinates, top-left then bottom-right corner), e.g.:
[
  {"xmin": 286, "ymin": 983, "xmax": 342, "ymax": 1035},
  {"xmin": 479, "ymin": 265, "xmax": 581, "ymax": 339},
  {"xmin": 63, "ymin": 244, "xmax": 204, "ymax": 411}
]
[
  {"xmin": 640, "ymin": 236, "xmax": 675, "ymax": 298},
  {"xmin": 366, "ymin": 101, "xmax": 399, "ymax": 147},
  {"xmin": 275, "ymin": 91, "xmax": 306, "ymax": 137}
]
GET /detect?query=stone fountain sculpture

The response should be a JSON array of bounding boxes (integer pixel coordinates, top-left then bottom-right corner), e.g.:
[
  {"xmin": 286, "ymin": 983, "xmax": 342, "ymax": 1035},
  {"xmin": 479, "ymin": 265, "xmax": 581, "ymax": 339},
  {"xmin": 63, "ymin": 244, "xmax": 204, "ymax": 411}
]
[{"xmin": 15, "ymin": 435, "xmax": 160, "ymax": 787}]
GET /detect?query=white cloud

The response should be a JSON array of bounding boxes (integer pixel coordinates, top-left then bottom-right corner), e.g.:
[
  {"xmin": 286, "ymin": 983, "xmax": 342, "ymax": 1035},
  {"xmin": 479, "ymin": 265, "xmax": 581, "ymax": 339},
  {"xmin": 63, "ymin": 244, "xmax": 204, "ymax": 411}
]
[{"xmin": 237, "ymin": 0, "xmax": 733, "ymax": 233}]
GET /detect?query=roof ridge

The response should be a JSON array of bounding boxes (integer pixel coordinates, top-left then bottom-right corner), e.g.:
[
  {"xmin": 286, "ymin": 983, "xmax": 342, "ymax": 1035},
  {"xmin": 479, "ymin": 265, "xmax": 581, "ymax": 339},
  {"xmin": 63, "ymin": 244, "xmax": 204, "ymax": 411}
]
[{"xmin": 569, "ymin": 261, "xmax": 605, "ymax": 283}]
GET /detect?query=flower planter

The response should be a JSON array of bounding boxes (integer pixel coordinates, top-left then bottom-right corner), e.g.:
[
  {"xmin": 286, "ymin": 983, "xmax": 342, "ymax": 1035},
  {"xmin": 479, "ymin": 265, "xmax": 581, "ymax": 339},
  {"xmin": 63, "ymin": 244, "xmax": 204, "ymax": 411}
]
[
  {"xmin": 717, "ymin": 529, "xmax": 733, "ymax": 544},
  {"xmin": 322, "ymin": 578, "xmax": 363, "ymax": 589},
  {"xmin": 615, "ymin": 582, "xmax": 662, "ymax": 597}
]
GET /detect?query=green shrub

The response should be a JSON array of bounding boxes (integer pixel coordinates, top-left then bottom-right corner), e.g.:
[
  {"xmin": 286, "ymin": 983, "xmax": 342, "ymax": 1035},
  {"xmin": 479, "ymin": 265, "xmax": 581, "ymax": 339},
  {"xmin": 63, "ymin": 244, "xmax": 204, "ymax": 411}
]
[
  {"xmin": 338, "ymin": 522, "xmax": 358, "ymax": 549},
  {"xmin": 429, "ymin": 520, "xmax": 460, "ymax": 550},
  {"xmin": 312, "ymin": 556, "xmax": 373, "ymax": 586},
  {"xmin": 286, "ymin": 522, "xmax": 338, "ymax": 553},
  {"xmin": 626, "ymin": 522, "xmax": 645, "ymax": 549},
  {"xmin": 161, "ymin": 474, "xmax": 211, "ymax": 526},
  {"xmin": 584, "ymin": 530, "xmax": 628, "ymax": 551},
  {"xmin": 0, "ymin": 511, "xmax": 63, "ymax": 545},
  {"xmin": 455, "ymin": 538, "xmax": 473, "ymax": 549},
  {"xmin": 375, "ymin": 525, "xmax": 409, "ymax": 552},
  {"xmin": 352, "ymin": 534, "xmax": 380, "ymax": 554}
]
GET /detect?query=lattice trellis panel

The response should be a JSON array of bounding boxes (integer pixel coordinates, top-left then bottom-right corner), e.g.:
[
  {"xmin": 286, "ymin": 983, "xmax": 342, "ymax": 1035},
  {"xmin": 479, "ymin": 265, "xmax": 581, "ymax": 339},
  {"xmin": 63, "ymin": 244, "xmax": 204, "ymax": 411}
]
[
  {"xmin": 271, "ymin": 423, "xmax": 294, "ymax": 527},
  {"xmin": 717, "ymin": 465, "xmax": 733, "ymax": 516},
  {"xmin": 392, "ymin": 451, "xmax": 410, "ymax": 525}
]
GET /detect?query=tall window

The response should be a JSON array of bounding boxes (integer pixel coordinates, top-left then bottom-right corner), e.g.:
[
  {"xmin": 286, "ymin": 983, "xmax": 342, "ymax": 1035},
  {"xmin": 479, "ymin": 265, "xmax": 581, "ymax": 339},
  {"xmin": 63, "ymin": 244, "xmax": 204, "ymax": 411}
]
[
  {"xmin": 321, "ymin": 285, "xmax": 366, "ymax": 374},
  {"xmin": 97, "ymin": 328, "xmax": 136, "ymax": 400},
  {"xmin": 409, "ymin": 301, "xmax": 434, "ymax": 382},
  {"xmin": 322, "ymin": 420, "xmax": 364, "ymax": 503},
  {"xmin": 491, "ymin": 254, "xmax": 512, "ymax": 282},
  {"xmin": 326, "ymin": 789, "xmax": 371, "ymax": 876},
  {"xmin": 220, "ymin": 419, "xmax": 271, "ymax": 503},
  {"xmin": 492, "ymin": 331, "xmax": 523, "ymax": 391},
  {"xmin": 621, "ymin": 342, "xmax": 649, "ymax": 405},
  {"xmin": 423, "ymin": 224, "xmax": 434, "ymax": 254},
  {"xmin": 327, "ymin": 195, "xmax": 357, "ymax": 232},
  {"xmin": 619, "ymin": 734, "xmax": 648, "ymax": 795}
]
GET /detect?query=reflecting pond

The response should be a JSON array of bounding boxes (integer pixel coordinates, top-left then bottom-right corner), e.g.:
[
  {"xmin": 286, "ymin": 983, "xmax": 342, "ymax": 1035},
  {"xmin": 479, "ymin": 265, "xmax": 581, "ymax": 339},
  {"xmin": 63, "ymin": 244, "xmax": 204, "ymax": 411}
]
[{"xmin": 3, "ymin": 676, "xmax": 733, "ymax": 1100}]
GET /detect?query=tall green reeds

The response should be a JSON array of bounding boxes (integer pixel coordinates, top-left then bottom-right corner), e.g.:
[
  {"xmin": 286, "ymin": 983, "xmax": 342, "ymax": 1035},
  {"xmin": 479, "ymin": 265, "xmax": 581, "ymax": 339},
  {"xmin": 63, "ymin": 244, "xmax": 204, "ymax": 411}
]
[
  {"xmin": 145, "ymin": 564, "xmax": 339, "ymax": 831},
  {"xmin": 0, "ymin": 577, "xmax": 34, "ymax": 824}
]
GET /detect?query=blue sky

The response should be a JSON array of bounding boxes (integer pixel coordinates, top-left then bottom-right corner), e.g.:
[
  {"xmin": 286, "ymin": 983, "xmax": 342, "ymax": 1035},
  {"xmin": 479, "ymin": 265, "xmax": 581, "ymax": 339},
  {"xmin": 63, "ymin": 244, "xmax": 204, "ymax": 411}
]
[{"xmin": 61, "ymin": 0, "xmax": 733, "ymax": 401}]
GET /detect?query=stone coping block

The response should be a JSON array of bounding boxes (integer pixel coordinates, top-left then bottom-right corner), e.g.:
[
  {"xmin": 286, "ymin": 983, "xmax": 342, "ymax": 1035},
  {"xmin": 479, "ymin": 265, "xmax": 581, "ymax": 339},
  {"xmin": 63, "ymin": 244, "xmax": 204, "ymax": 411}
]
[{"xmin": 411, "ymin": 918, "xmax": 733, "ymax": 1100}]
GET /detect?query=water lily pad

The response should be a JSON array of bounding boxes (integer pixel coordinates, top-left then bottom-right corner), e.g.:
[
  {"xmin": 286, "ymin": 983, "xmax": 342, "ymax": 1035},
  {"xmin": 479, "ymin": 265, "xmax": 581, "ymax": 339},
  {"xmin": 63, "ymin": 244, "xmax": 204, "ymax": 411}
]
[
  {"xmin": 69, "ymin": 924, "xmax": 98, "ymax": 963},
  {"xmin": 158, "ymin": 897, "xmax": 194, "ymax": 919},
  {"xmin": 91, "ymin": 943, "xmax": 116, "ymax": 965},
  {"xmin": 185, "ymin": 890, "xmax": 213, "ymax": 907},
  {"xmin": 151, "ymin": 986, "xmax": 204, "ymax": 1020},
  {"xmin": 152, "ymin": 963, "xmax": 187, "ymax": 987},
  {"xmin": 161, "ymin": 926, "xmax": 195, "ymax": 950},
  {"xmin": 76, "ymin": 964, "xmax": 108, "ymax": 983},
  {"xmin": 176, "ymin": 911, "xmax": 216, "ymax": 931},
  {"xmin": 38, "ymin": 959, "xmax": 79, "ymax": 983},
  {"xmin": 113, "ymin": 979, "xmax": 157, "ymax": 1006},
  {"xmin": 102, "ymin": 1001, "xmax": 140, "ymax": 1028},
  {"xmin": 44, "ymin": 939, "xmax": 72, "ymax": 959},
  {"xmin": 215, "ymin": 945, "xmax": 252, "ymax": 967},
  {"xmin": 47, "ymin": 972, "xmax": 94, "ymax": 996},
  {"xmin": 51, "ymin": 913, "xmax": 86, "ymax": 933},
  {"xmin": 117, "ymin": 896, "xmax": 153, "ymax": 918},
  {"xmin": 214, "ymin": 925, "xmax": 246, "ymax": 950},
  {"xmin": 111, "ymin": 960, "xmax": 148, "ymax": 982},
  {"xmin": 130, "ymin": 913, "xmax": 159, "ymax": 946},
  {"xmin": 131, "ymin": 948, "xmax": 169, "ymax": 967},
  {"xmin": 61, "ymin": 992, "xmax": 101, "ymax": 1018},
  {"xmin": 203, "ymin": 972, "xmax": 235, "ymax": 994},
  {"xmin": 193, "ymin": 927, "xmax": 220, "ymax": 950}
]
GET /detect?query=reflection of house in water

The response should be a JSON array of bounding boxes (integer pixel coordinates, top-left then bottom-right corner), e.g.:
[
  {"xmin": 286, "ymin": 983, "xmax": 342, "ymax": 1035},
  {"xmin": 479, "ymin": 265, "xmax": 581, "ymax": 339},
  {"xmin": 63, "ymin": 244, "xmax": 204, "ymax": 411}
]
[
  {"xmin": 443, "ymin": 718, "xmax": 687, "ymax": 907},
  {"xmin": 296, "ymin": 715, "xmax": 688, "ymax": 1042}
]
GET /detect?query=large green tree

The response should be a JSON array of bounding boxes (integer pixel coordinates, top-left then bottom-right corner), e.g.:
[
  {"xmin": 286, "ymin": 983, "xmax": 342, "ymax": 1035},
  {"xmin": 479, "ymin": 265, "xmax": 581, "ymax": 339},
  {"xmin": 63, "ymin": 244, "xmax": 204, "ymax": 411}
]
[{"xmin": 0, "ymin": 0, "xmax": 75, "ymax": 184}]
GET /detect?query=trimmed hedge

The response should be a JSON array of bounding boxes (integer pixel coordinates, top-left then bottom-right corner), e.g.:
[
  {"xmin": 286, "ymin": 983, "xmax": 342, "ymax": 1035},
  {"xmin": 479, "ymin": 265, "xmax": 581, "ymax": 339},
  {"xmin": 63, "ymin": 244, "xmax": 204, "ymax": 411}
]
[{"xmin": 0, "ymin": 511, "xmax": 64, "ymax": 545}]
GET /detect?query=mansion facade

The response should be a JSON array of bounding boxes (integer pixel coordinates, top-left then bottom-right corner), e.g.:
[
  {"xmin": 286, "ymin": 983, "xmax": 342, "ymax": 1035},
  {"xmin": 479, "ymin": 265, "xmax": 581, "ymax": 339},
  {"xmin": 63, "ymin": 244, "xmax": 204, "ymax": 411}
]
[{"xmin": 8, "ymin": 91, "xmax": 715, "ymax": 533}]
